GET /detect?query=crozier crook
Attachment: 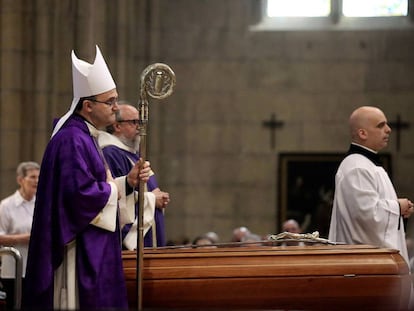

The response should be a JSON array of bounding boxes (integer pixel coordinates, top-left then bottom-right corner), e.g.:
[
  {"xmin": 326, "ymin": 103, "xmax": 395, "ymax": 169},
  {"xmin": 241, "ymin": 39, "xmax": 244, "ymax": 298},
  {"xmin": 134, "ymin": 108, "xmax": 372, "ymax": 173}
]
[{"xmin": 136, "ymin": 63, "xmax": 175, "ymax": 311}]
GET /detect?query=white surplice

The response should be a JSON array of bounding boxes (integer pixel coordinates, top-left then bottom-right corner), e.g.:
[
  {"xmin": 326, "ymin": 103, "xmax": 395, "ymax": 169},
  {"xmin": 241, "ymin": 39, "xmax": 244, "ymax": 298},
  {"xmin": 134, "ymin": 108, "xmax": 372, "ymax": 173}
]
[{"xmin": 328, "ymin": 153, "xmax": 409, "ymax": 265}]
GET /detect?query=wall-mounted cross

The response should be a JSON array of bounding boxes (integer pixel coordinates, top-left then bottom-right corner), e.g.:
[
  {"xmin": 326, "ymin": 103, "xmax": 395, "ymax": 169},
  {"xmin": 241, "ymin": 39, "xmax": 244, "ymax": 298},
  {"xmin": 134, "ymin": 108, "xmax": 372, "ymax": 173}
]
[
  {"xmin": 388, "ymin": 114, "xmax": 410, "ymax": 152},
  {"xmin": 262, "ymin": 113, "xmax": 284, "ymax": 149}
]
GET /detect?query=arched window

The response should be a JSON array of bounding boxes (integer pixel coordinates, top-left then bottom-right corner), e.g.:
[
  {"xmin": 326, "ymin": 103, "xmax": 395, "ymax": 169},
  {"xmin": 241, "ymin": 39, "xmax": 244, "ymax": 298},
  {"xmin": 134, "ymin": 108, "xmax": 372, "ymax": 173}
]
[
  {"xmin": 251, "ymin": 0, "xmax": 412, "ymax": 30},
  {"xmin": 267, "ymin": 0, "xmax": 331, "ymax": 17},
  {"xmin": 342, "ymin": 0, "xmax": 407, "ymax": 17}
]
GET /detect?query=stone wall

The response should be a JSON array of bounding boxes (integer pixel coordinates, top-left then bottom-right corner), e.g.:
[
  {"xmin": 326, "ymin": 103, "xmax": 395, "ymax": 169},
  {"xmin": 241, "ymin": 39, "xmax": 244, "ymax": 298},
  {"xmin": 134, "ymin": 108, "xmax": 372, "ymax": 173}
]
[{"xmin": 1, "ymin": 0, "xmax": 413, "ymax": 243}]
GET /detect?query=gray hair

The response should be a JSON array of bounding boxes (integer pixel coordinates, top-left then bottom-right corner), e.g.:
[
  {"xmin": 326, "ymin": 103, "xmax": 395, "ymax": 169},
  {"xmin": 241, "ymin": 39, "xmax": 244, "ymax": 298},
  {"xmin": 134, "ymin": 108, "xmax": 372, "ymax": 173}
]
[
  {"xmin": 16, "ymin": 161, "xmax": 40, "ymax": 178},
  {"xmin": 105, "ymin": 100, "xmax": 134, "ymax": 134}
]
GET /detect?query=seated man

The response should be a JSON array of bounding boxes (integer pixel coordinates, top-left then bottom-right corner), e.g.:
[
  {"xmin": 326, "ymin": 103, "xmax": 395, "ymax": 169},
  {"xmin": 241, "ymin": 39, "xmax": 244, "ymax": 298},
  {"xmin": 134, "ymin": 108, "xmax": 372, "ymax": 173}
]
[{"xmin": 281, "ymin": 219, "xmax": 304, "ymax": 246}]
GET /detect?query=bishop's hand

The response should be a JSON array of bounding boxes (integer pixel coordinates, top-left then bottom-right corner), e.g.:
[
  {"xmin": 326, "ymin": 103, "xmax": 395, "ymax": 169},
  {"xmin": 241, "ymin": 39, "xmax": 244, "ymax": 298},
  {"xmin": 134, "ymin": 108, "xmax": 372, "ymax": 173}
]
[{"xmin": 127, "ymin": 158, "xmax": 151, "ymax": 188}]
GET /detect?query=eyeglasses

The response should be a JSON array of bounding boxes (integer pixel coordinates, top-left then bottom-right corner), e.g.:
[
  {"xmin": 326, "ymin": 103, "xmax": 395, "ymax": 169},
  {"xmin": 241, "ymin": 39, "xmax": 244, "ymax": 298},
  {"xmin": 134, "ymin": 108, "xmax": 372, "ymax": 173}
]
[
  {"xmin": 118, "ymin": 119, "xmax": 140, "ymax": 125},
  {"xmin": 88, "ymin": 97, "xmax": 119, "ymax": 107}
]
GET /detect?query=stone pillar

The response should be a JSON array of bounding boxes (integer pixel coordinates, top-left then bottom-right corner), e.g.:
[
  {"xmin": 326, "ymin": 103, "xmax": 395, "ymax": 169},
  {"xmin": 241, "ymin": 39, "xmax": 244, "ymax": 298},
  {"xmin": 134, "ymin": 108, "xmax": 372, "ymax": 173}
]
[{"xmin": 0, "ymin": 0, "xmax": 146, "ymax": 198}]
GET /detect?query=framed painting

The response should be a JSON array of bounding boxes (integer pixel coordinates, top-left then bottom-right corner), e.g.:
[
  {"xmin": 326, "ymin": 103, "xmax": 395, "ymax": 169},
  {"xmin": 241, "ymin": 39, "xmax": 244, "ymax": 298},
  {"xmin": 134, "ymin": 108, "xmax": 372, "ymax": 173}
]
[{"xmin": 277, "ymin": 152, "xmax": 392, "ymax": 237}]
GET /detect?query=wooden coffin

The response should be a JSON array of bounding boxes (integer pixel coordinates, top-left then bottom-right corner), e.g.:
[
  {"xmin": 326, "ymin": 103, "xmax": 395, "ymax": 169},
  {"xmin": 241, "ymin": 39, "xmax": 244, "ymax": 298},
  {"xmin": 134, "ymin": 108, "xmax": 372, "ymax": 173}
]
[{"xmin": 123, "ymin": 244, "xmax": 411, "ymax": 310}]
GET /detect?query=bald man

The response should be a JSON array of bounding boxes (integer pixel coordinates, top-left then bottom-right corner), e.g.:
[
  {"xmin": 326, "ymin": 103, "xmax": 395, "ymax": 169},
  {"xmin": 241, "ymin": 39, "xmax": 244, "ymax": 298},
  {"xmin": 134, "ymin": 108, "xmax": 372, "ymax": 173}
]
[
  {"xmin": 329, "ymin": 106, "xmax": 413, "ymax": 267},
  {"xmin": 282, "ymin": 219, "xmax": 302, "ymax": 234},
  {"xmin": 281, "ymin": 219, "xmax": 303, "ymax": 246},
  {"xmin": 231, "ymin": 226, "xmax": 251, "ymax": 242}
]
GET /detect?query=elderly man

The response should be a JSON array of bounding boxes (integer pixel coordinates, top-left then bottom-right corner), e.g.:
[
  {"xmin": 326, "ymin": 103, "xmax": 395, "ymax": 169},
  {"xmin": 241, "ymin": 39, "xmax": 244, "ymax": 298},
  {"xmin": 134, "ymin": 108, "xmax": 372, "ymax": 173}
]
[
  {"xmin": 282, "ymin": 219, "xmax": 302, "ymax": 234},
  {"xmin": 231, "ymin": 226, "xmax": 251, "ymax": 243},
  {"xmin": 280, "ymin": 219, "xmax": 304, "ymax": 246},
  {"xmin": 23, "ymin": 46, "xmax": 151, "ymax": 310},
  {"xmin": 99, "ymin": 102, "xmax": 170, "ymax": 248},
  {"xmin": 0, "ymin": 161, "xmax": 40, "ymax": 309}
]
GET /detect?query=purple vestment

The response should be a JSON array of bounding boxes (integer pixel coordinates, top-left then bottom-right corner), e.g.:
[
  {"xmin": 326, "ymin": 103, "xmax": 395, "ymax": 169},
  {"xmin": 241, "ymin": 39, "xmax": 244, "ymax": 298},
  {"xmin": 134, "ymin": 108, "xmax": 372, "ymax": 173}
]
[
  {"xmin": 102, "ymin": 145, "xmax": 166, "ymax": 247},
  {"xmin": 23, "ymin": 114, "xmax": 128, "ymax": 310}
]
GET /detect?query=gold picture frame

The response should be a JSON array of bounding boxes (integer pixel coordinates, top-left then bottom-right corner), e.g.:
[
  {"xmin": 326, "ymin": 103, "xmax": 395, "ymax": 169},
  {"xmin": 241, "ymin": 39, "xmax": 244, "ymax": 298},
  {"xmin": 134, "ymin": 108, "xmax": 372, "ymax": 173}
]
[{"xmin": 278, "ymin": 152, "xmax": 392, "ymax": 237}]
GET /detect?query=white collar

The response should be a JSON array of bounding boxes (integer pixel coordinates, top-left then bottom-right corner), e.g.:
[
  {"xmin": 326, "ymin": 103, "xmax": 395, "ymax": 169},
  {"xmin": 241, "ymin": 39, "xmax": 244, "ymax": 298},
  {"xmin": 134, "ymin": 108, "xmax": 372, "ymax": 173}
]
[
  {"xmin": 86, "ymin": 121, "xmax": 100, "ymax": 138},
  {"xmin": 14, "ymin": 190, "xmax": 35, "ymax": 205},
  {"xmin": 351, "ymin": 142, "xmax": 378, "ymax": 154},
  {"xmin": 97, "ymin": 130, "xmax": 136, "ymax": 154}
]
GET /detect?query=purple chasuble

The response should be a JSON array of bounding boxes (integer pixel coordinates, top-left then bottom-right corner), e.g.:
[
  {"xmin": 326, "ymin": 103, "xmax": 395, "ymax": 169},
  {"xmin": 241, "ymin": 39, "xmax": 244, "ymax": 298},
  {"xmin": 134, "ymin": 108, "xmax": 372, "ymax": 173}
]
[
  {"xmin": 102, "ymin": 145, "xmax": 166, "ymax": 247},
  {"xmin": 23, "ymin": 114, "xmax": 128, "ymax": 310}
]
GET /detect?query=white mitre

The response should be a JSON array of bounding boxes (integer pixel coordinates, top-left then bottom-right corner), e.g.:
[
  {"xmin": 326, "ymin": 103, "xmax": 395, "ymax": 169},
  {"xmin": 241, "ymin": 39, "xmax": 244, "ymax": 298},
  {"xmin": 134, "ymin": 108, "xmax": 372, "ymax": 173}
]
[{"xmin": 51, "ymin": 45, "xmax": 116, "ymax": 138}]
